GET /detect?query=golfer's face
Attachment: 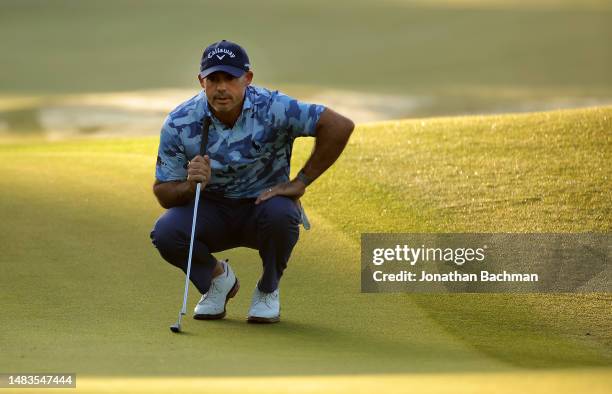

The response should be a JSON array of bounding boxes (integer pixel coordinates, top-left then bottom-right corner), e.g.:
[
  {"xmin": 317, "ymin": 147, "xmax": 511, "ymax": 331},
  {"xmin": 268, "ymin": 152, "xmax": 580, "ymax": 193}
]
[{"xmin": 203, "ymin": 71, "xmax": 247, "ymax": 113}]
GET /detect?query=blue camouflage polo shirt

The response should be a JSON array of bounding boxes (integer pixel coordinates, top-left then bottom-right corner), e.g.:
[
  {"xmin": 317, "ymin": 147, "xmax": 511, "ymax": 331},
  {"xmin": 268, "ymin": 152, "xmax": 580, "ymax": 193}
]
[{"xmin": 155, "ymin": 85, "xmax": 326, "ymax": 198}]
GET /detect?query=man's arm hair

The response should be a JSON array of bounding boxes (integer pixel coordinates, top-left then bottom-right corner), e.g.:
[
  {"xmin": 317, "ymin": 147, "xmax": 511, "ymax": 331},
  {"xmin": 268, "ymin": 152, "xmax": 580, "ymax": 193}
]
[
  {"xmin": 298, "ymin": 108, "xmax": 354, "ymax": 184},
  {"xmin": 153, "ymin": 179, "xmax": 197, "ymax": 209}
]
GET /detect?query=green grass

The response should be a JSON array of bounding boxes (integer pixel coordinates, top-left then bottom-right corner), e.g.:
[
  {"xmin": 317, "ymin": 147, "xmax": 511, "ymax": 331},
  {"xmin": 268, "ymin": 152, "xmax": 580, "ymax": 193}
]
[
  {"xmin": 2, "ymin": 0, "xmax": 611, "ymax": 136},
  {"xmin": 0, "ymin": 106, "xmax": 610, "ymax": 392},
  {"xmin": 304, "ymin": 106, "xmax": 611, "ymax": 234},
  {"xmin": 1, "ymin": 0, "xmax": 610, "ymax": 96}
]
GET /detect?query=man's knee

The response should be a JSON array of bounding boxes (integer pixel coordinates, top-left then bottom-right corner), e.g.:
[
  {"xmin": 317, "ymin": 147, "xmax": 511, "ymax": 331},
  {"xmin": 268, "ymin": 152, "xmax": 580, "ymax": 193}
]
[{"xmin": 150, "ymin": 212, "xmax": 186, "ymax": 254}]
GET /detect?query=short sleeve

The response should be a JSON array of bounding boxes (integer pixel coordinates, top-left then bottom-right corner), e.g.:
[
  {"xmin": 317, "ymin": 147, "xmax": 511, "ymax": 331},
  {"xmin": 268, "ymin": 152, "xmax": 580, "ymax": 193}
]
[
  {"xmin": 155, "ymin": 117, "xmax": 187, "ymax": 182},
  {"xmin": 269, "ymin": 92, "xmax": 326, "ymax": 138}
]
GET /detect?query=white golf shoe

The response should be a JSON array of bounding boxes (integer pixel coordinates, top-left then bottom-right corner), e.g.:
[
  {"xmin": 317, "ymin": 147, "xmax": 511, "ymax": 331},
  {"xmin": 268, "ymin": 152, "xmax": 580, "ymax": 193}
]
[
  {"xmin": 247, "ymin": 286, "xmax": 280, "ymax": 323},
  {"xmin": 193, "ymin": 260, "xmax": 239, "ymax": 320}
]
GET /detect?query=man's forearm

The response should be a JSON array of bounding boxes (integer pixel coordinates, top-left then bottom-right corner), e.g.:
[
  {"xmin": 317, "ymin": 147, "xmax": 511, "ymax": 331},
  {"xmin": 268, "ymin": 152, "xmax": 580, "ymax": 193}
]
[
  {"xmin": 298, "ymin": 109, "xmax": 354, "ymax": 184},
  {"xmin": 153, "ymin": 180, "xmax": 197, "ymax": 209}
]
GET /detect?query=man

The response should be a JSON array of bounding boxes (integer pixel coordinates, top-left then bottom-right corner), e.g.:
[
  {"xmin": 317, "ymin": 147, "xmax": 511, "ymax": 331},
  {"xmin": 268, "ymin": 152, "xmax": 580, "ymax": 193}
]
[{"xmin": 150, "ymin": 40, "xmax": 354, "ymax": 323}]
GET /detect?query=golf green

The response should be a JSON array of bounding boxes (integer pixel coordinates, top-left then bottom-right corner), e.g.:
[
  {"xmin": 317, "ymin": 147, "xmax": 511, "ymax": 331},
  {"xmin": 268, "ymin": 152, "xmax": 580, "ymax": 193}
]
[{"xmin": 0, "ymin": 106, "xmax": 610, "ymax": 393}]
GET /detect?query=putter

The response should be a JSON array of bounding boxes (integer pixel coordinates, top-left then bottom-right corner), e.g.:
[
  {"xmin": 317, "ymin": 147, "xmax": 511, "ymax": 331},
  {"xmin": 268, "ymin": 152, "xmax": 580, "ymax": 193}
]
[{"xmin": 170, "ymin": 116, "xmax": 211, "ymax": 334}]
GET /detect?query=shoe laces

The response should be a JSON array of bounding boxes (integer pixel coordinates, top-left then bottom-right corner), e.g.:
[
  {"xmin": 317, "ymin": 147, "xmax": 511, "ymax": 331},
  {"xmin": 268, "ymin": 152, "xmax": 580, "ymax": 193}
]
[
  {"xmin": 255, "ymin": 290, "xmax": 277, "ymax": 308},
  {"xmin": 200, "ymin": 281, "xmax": 222, "ymax": 304},
  {"xmin": 209, "ymin": 281, "xmax": 222, "ymax": 296}
]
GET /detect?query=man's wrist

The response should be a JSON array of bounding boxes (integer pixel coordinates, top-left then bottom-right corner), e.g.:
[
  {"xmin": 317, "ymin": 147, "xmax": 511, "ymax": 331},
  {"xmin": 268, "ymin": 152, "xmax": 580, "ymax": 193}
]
[
  {"xmin": 296, "ymin": 169, "xmax": 313, "ymax": 187},
  {"xmin": 184, "ymin": 179, "xmax": 197, "ymax": 194}
]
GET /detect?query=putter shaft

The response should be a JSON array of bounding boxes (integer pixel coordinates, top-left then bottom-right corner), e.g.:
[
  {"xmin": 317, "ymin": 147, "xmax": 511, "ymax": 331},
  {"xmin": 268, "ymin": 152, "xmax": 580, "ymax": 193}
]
[{"xmin": 171, "ymin": 183, "xmax": 202, "ymax": 332}]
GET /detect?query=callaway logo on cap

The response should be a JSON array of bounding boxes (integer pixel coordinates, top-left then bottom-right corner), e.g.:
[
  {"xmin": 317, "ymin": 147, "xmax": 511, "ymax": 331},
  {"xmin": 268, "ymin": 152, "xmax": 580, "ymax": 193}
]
[{"xmin": 200, "ymin": 40, "xmax": 251, "ymax": 78}]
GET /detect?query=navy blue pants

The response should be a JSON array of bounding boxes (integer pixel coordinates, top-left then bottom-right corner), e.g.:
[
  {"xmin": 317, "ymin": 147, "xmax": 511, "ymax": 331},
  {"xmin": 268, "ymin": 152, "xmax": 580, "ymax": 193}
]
[{"xmin": 150, "ymin": 193, "xmax": 301, "ymax": 294}]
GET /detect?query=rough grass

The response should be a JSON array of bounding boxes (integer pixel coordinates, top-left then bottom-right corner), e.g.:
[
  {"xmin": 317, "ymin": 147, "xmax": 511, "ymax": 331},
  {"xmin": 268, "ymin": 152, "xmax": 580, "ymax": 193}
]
[{"xmin": 0, "ymin": 106, "xmax": 610, "ymax": 393}]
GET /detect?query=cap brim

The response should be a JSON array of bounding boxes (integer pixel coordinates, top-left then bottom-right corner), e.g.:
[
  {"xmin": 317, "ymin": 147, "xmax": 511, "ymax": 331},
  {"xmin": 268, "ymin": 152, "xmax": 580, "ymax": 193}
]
[{"xmin": 199, "ymin": 65, "xmax": 246, "ymax": 78}]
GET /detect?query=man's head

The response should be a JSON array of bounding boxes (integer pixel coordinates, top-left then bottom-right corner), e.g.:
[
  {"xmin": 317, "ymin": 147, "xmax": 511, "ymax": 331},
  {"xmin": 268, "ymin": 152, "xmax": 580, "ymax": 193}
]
[{"xmin": 198, "ymin": 40, "xmax": 253, "ymax": 115}]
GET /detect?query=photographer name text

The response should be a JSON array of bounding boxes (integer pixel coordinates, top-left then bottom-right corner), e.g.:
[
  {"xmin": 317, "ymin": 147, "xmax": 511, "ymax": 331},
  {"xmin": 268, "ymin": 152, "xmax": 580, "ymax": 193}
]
[{"xmin": 371, "ymin": 245, "xmax": 538, "ymax": 283}]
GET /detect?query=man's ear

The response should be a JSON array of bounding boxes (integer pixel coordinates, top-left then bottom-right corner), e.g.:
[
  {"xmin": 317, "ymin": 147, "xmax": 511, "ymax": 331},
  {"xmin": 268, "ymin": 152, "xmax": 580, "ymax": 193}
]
[
  {"xmin": 244, "ymin": 71, "xmax": 254, "ymax": 86},
  {"xmin": 197, "ymin": 74, "xmax": 206, "ymax": 89}
]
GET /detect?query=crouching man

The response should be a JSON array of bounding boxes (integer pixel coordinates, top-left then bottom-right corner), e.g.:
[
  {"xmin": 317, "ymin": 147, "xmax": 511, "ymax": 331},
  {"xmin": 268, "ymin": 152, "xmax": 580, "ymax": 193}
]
[{"xmin": 150, "ymin": 40, "xmax": 354, "ymax": 323}]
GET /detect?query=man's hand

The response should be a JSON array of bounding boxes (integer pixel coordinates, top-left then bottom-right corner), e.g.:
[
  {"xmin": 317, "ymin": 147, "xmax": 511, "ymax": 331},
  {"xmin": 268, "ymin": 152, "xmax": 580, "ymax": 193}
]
[
  {"xmin": 187, "ymin": 155, "xmax": 211, "ymax": 186},
  {"xmin": 255, "ymin": 179, "xmax": 306, "ymax": 205}
]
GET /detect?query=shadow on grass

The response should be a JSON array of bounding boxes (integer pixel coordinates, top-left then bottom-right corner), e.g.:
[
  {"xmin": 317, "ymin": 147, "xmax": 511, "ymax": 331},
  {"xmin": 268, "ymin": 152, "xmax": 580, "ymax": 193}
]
[{"xmin": 411, "ymin": 293, "xmax": 612, "ymax": 370}]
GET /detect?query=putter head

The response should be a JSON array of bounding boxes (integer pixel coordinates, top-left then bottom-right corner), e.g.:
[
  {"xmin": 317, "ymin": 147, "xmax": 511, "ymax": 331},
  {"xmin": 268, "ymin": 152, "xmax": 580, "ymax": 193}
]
[{"xmin": 170, "ymin": 311, "xmax": 185, "ymax": 333}]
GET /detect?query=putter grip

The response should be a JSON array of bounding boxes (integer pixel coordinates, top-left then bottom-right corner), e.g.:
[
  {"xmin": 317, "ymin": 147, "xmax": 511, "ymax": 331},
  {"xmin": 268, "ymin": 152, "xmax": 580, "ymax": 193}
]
[{"xmin": 200, "ymin": 116, "xmax": 211, "ymax": 156}]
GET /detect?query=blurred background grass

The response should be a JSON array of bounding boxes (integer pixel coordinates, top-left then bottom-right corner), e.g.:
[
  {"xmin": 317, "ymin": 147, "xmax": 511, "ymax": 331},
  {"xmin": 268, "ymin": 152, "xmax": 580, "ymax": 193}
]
[
  {"xmin": 1, "ymin": 0, "xmax": 611, "ymax": 94},
  {"xmin": 0, "ymin": 0, "xmax": 611, "ymax": 137}
]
